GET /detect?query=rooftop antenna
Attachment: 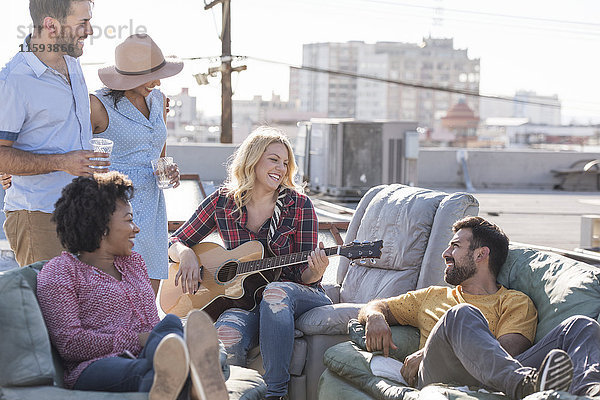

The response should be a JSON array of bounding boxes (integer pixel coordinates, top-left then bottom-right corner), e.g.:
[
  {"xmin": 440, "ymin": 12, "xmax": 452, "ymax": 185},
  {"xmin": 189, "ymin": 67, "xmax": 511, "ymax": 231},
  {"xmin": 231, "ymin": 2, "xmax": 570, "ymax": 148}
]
[{"xmin": 432, "ymin": 0, "xmax": 445, "ymax": 37}]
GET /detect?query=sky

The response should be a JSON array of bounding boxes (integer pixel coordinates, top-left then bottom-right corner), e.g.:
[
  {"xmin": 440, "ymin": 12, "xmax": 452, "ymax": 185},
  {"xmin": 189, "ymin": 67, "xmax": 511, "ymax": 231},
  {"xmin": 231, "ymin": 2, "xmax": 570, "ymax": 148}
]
[{"xmin": 3, "ymin": 0, "xmax": 600, "ymax": 124}]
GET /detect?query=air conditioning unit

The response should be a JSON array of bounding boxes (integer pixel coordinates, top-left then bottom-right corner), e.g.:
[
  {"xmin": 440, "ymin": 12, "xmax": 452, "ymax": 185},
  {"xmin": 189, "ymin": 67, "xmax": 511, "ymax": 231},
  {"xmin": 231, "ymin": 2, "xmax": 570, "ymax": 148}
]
[{"xmin": 295, "ymin": 119, "xmax": 419, "ymax": 197}]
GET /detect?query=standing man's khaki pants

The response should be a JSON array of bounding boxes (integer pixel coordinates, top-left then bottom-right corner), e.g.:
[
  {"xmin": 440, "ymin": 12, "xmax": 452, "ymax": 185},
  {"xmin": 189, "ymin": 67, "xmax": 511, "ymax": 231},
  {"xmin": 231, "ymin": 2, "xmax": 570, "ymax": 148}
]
[{"xmin": 3, "ymin": 210, "xmax": 65, "ymax": 267}]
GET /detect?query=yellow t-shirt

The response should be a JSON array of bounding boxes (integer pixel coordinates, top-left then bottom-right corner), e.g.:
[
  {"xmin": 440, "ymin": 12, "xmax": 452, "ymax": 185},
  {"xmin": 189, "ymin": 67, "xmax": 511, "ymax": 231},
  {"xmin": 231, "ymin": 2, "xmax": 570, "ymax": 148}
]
[{"xmin": 387, "ymin": 285, "xmax": 538, "ymax": 348}]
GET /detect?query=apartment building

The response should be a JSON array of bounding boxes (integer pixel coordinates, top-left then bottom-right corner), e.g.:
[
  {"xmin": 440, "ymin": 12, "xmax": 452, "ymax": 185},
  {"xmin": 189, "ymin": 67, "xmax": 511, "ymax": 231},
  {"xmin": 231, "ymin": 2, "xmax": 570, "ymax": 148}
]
[{"xmin": 289, "ymin": 37, "xmax": 480, "ymax": 128}]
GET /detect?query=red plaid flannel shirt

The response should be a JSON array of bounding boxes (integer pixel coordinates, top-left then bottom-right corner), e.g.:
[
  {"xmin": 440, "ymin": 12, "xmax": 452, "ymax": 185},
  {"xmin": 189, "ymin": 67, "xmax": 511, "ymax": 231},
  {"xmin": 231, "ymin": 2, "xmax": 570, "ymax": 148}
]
[{"xmin": 169, "ymin": 187, "xmax": 319, "ymax": 285}]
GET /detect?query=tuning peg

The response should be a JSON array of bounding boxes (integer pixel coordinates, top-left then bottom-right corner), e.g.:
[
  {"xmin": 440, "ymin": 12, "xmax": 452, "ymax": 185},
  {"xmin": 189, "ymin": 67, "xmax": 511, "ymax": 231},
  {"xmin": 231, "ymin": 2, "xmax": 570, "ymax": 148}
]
[
  {"xmin": 370, "ymin": 258, "xmax": 377, "ymax": 264},
  {"xmin": 359, "ymin": 259, "xmax": 367, "ymax": 265}
]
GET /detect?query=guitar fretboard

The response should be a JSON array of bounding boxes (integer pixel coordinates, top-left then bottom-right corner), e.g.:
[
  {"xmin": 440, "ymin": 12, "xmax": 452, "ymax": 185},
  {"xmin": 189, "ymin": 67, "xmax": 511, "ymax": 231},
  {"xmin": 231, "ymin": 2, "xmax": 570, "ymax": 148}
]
[{"xmin": 237, "ymin": 247, "xmax": 339, "ymax": 274}]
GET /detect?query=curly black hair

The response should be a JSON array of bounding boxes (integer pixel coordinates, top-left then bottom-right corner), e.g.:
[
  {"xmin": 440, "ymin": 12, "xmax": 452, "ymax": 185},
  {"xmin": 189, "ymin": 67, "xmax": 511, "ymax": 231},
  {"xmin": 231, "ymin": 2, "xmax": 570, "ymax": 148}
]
[{"xmin": 52, "ymin": 172, "xmax": 134, "ymax": 254}]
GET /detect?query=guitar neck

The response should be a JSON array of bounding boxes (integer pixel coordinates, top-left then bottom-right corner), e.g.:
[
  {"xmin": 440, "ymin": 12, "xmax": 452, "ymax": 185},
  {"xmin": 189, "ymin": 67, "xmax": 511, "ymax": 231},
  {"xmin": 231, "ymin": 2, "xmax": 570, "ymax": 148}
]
[{"xmin": 237, "ymin": 246, "xmax": 340, "ymax": 275}]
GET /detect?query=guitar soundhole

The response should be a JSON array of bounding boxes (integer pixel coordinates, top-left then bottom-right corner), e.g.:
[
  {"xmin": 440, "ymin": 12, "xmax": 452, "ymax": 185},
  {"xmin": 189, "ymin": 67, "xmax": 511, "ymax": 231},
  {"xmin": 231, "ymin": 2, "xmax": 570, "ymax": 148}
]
[{"xmin": 217, "ymin": 261, "xmax": 238, "ymax": 284}]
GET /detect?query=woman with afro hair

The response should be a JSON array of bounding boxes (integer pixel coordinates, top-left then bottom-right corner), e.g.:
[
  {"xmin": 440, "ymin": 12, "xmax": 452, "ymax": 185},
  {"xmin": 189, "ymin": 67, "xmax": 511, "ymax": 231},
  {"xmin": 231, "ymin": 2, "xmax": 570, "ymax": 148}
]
[{"xmin": 36, "ymin": 172, "xmax": 228, "ymax": 400}]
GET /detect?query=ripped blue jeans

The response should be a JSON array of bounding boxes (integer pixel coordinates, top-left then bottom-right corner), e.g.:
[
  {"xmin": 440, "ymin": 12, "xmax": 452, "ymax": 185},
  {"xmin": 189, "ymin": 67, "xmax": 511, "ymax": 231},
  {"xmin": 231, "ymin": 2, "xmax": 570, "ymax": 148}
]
[{"xmin": 214, "ymin": 281, "xmax": 332, "ymax": 397}]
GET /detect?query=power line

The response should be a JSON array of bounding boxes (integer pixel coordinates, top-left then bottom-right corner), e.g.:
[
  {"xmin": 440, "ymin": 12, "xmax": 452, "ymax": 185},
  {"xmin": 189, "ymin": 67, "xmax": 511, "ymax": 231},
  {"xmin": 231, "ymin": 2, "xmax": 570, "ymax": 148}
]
[
  {"xmin": 291, "ymin": 0, "xmax": 600, "ymax": 39},
  {"xmin": 243, "ymin": 55, "xmax": 562, "ymax": 108},
  {"xmin": 356, "ymin": 0, "xmax": 600, "ymax": 29},
  {"xmin": 82, "ymin": 53, "xmax": 599, "ymax": 113}
]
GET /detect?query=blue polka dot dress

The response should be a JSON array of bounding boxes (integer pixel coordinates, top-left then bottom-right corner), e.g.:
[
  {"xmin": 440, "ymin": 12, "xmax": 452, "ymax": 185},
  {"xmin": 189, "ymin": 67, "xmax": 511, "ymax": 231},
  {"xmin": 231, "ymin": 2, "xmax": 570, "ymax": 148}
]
[{"xmin": 94, "ymin": 88, "xmax": 168, "ymax": 279}]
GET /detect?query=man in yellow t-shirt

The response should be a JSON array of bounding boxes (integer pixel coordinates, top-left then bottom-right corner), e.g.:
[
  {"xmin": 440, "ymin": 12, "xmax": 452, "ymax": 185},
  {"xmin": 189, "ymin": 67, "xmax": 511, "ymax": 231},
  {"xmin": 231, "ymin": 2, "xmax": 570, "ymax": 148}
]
[{"xmin": 359, "ymin": 216, "xmax": 583, "ymax": 399}]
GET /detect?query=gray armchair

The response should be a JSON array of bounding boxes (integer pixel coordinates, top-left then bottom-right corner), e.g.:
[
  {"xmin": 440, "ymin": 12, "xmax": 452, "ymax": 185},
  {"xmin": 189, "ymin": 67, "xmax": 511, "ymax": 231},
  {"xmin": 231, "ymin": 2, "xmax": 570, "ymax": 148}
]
[{"xmin": 247, "ymin": 184, "xmax": 479, "ymax": 400}]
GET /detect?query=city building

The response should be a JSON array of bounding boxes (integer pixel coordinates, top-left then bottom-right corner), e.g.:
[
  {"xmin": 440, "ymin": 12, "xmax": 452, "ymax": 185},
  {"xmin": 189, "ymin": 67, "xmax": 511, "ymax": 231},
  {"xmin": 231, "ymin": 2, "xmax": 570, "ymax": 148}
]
[
  {"xmin": 232, "ymin": 93, "xmax": 325, "ymax": 143},
  {"xmin": 440, "ymin": 99, "xmax": 479, "ymax": 146},
  {"xmin": 166, "ymin": 88, "xmax": 198, "ymax": 134},
  {"xmin": 164, "ymin": 88, "xmax": 222, "ymax": 143},
  {"xmin": 514, "ymin": 91, "xmax": 562, "ymax": 125},
  {"xmin": 289, "ymin": 37, "xmax": 480, "ymax": 129},
  {"xmin": 480, "ymin": 118, "xmax": 598, "ymax": 148},
  {"xmin": 479, "ymin": 91, "xmax": 562, "ymax": 125}
]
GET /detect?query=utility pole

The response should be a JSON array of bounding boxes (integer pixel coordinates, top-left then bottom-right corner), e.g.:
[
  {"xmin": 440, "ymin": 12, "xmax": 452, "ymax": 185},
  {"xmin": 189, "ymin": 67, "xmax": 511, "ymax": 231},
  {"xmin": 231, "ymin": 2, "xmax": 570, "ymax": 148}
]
[{"xmin": 204, "ymin": 0, "xmax": 246, "ymax": 144}]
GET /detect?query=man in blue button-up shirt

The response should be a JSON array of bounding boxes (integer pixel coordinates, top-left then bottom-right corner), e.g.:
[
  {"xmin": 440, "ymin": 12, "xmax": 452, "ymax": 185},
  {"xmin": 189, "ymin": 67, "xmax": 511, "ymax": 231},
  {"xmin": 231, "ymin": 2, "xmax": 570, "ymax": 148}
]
[{"xmin": 0, "ymin": 0, "xmax": 109, "ymax": 266}]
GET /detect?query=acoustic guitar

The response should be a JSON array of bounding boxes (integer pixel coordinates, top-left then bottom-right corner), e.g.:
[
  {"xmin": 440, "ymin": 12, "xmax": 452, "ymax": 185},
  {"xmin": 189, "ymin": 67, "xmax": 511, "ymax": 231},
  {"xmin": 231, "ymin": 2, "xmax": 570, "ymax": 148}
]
[{"xmin": 159, "ymin": 240, "xmax": 383, "ymax": 320}]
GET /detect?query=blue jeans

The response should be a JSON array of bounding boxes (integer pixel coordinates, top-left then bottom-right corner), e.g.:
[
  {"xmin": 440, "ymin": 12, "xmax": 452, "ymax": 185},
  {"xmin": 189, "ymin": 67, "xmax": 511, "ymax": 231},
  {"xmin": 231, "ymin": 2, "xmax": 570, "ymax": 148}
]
[
  {"xmin": 74, "ymin": 314, "xmax": 229, "ymax": 394},
  {"xmin": 215, "ymin": 281, "xmax": 332, "ymax": 397},
  {"xmin": 419, "ymin": 304, "xmax": 600, "ymax": 398}
]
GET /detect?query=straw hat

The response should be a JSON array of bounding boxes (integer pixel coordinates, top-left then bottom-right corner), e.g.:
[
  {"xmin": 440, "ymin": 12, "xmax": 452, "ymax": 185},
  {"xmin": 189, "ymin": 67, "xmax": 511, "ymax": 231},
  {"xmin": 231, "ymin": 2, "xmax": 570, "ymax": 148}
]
[{"xmin": 98, "ymin": 34, "xmax": 183, "ymax": 91}]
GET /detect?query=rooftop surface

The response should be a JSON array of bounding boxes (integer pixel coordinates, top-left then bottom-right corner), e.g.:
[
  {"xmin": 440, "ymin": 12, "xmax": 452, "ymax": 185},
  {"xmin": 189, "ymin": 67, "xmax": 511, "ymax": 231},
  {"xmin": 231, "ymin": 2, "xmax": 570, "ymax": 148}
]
[
  {"xmin": 467, "ymin": 189, "xmax": 600, "ymax": 251},
  {"xmin": 314, "ymin": 188, "xmax": 600, "ymax": 253},
  {"xmin": 317, "ymin": 188, "xmax": 600, "ymax": 250}
]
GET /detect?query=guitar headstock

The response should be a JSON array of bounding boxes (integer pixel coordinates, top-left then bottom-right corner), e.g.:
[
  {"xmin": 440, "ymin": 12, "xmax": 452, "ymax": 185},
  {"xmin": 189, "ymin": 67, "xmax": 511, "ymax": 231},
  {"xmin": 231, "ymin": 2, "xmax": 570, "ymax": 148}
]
[{"xmin": 339, "ymin": 240, "xmax": 383, "ymax": 260}]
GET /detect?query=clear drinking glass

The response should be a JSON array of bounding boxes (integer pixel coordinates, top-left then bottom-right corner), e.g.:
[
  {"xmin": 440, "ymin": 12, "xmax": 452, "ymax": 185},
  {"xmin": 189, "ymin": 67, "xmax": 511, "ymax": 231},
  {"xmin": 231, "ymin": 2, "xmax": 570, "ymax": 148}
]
[
  {"xmin": 151, "ymin": 157, "xmax": 175, "ymax": 189},
  {"xmin": 89, "ymin": 138, "xmax": 113, "ymax": 170}
]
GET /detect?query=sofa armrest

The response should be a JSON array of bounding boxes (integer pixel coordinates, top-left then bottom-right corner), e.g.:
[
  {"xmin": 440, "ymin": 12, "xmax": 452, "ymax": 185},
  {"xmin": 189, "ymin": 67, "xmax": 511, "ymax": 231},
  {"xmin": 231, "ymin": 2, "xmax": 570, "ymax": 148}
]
[
  {"xmin": 296, "ymin": 303, "xmax": 363, "ymax": 335},
  {"xmin": 0, "ymin": 386, "xmax": 148, "ymax": 399},
  {"xmin": 323, "ymin": 283, "xmax": 341, "ymax": 304},
  {"xmin": 348, "ymin": 319, "xmax": 420, "ymax": 362},
  {"xmin": 417, "ymin": 192, "xmax": 479, "ymax": 289},
  {"xmin": 0, "ymin": 265, "xmax": 55, "ymax": 387},
  {"xmin": 318, "ymin": 369, "xmax": 376, "ymax": 400}
]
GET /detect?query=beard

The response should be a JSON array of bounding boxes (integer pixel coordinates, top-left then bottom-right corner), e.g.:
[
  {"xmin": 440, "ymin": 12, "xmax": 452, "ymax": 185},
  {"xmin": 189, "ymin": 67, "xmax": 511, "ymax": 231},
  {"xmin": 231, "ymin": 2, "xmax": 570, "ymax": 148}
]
[
  {"xmin": 444, "ymin": 252, "xmax": 477, "ymax": 286},
  {"xmin": 56, "ymin": 28, "xmax": 84, "ymax": 58}
]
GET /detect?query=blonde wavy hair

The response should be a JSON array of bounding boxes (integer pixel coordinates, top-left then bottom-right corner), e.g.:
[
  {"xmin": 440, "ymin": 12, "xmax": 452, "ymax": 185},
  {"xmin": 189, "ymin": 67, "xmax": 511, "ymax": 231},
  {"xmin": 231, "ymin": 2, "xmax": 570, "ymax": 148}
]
[{"xmin": 224, "ymin": 126, "xmax": 303, "ymax": 213}]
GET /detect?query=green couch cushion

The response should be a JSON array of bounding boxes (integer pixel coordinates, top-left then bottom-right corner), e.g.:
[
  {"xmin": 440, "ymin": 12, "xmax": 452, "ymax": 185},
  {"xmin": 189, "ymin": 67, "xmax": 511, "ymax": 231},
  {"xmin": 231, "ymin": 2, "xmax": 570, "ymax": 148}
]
[
  {"xmin": 348, "ymin": 319, "xmax": 420, "ymax": 362},
  {"xmin": 0, "ymin": 262, "xmax": 54, "ymax": 387},
  {"xmin": 319, "ymin": 367, "xmax": 583, "ymax": 400},
  {"xmin": 322, "ymin": 342, "xmax": 584, "ymax": 400},
  {"xmin": 319, "ymin": 369, "xmax": 389, "ymax": 400},
  {"xmin": 323, "ymin": 341, "xmax": 418, "ymax": 400},
  {"xmin": 497, "ymin": 245, "xmax": 600, "ymax": 342}
]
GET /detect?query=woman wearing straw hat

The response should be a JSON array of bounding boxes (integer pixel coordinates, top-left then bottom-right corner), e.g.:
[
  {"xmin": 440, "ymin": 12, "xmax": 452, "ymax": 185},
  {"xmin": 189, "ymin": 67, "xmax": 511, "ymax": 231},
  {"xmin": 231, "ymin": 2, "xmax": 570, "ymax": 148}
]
[{"xmin": 91, "ymin": 34, "xmax": 183, "ymax": 294}]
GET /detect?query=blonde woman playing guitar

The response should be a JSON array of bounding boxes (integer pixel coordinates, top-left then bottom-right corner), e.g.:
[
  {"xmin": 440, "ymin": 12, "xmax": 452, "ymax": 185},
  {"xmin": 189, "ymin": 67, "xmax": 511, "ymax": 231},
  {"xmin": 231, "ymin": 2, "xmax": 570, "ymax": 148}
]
[{"xmin": 168, "ymin": 127, "xmax": 330, "ymax": 400}]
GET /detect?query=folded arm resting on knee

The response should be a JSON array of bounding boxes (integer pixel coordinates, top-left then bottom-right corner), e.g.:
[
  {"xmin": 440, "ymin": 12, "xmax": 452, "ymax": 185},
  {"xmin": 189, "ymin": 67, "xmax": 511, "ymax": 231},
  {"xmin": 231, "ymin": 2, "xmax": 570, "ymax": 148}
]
[{"xmin": 358, "ymin": 300, "xmax": 398, "ymax": 357}]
